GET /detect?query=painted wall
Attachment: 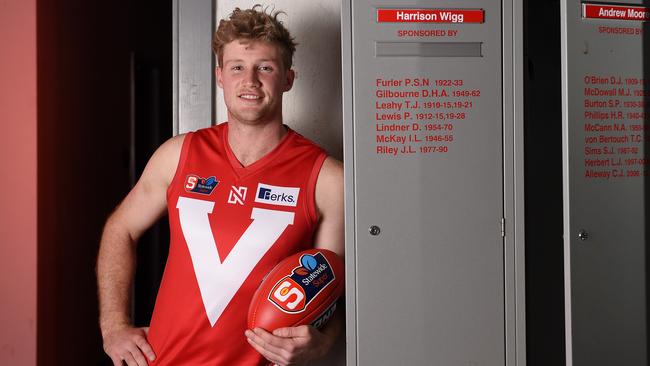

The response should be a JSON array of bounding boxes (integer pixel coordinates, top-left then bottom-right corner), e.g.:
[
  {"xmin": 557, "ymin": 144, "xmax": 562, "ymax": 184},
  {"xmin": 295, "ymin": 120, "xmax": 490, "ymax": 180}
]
[
  {"xmin": 0, "ymin": 0, "xmax": 38, "ymax": 365},
  {"xmin": 215, "ymin": 1, "xmax": 343, "ymax": 160}
]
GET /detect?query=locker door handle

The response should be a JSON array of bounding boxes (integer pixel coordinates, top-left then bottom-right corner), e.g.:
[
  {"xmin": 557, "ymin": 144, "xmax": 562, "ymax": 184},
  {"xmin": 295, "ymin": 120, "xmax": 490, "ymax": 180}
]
[
  {"xmin": 369, "ymin": 225, "xmax": 381, "ymax": 236},
  {"xmin": 578, "ymin": 229, "xmax": 589, "ymax": 241}
]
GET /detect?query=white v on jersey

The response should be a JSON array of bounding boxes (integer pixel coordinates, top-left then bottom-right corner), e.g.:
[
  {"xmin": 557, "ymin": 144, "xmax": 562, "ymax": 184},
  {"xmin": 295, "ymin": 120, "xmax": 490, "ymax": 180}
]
[{"xmin": 147, "ymin": 123, "xmax": 327, "ymax": 366}]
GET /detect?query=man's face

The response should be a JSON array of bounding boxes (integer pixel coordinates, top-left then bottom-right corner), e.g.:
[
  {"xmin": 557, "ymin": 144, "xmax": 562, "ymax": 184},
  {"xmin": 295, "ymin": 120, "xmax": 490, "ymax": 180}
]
[{"xmin": 217, "ymin": 40, "xmax": 294, "ymax": 126}]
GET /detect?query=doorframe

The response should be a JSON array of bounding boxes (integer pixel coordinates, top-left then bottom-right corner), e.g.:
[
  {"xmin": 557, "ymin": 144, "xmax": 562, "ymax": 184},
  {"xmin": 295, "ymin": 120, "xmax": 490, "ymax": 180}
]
[
  {"xmin": 504, "ymin": 1, "xmax": 528, "ymax": 365},
  {"xmin": 172, "ymin": 0, "xmax": 215, "ymax": 135}
]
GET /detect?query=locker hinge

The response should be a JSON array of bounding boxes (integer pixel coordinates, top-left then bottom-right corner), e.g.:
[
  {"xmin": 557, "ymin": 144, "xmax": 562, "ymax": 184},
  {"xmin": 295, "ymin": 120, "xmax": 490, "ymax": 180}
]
[{"xmin": 501, "ymin": 218, "xmax": 506, "ymax": 238}]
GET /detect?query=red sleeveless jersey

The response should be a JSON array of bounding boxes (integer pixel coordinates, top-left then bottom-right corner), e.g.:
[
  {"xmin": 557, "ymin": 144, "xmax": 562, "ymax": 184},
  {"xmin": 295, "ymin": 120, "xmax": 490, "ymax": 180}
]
[{"xmin": 147, "ymin": 123, "xmax": 327, "ymax": 365}]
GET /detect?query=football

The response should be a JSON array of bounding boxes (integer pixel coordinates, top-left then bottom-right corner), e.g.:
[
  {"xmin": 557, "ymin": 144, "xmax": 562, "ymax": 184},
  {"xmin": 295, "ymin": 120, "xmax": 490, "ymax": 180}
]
[{"xmin": 247, "ymin": 248, "xmax": 344, "ymax": 331}]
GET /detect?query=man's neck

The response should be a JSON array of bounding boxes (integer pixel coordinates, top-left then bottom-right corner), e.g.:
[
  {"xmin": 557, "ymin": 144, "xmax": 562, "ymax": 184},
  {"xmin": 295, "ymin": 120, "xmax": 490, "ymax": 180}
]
[{"xmin": 226, "ymin": 120, "xmax": 287, "ymax": 167}]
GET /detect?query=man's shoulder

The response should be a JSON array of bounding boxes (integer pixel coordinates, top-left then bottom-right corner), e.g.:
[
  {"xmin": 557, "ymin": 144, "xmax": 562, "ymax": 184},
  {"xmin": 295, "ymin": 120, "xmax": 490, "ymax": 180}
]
[
  {"xmin": 145, "ymin": 133, "xmax": 188, "ymax": 187},
  {"xmin": 191, "ymin": 123, "xmax": 226, "ymax": 140},
  {"xmin": 314, "ymin": 156, "xmax": 343, "ymax": 211},
  {"xmin": 283, "ymin": 127, "xmax": 340, "ymax": 188},
  {"xmin": 156, "ymin": 133, "xmax": 188, "ymax": 161},
  {"xmin": 176, "ymin": 124, "xmax": 227, "ymax": 156},
  {"xmin": 318, "ymin": 156, "xmax": 343, "ymax": 183},
  {"xmin": 286, "ymin": 127, "xmax": 328, "ymax": 155}
]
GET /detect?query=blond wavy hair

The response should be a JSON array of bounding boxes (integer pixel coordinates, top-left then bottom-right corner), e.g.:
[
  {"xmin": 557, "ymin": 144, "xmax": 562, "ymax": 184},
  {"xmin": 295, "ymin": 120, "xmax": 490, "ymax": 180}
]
[{"xmin": 213, "ymin": 5, "xmax": 297, "ymax": 69}]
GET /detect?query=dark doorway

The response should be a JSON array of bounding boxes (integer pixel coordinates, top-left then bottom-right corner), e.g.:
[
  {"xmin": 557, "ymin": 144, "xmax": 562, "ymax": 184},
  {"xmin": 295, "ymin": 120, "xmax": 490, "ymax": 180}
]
[
  {"xmin": 36, "ymin": 1, "xmax": 172, "ymax": 364},
  {"xmin": 523, "ymin": 1, "xmax": 566, "ymax": 365}
]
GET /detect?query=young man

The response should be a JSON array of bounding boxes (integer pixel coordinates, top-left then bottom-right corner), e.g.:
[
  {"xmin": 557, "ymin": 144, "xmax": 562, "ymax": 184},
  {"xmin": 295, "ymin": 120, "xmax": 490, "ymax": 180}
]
[{"xmin": 97, "ymin": 6, "xmax": 344, "ymax": 366}]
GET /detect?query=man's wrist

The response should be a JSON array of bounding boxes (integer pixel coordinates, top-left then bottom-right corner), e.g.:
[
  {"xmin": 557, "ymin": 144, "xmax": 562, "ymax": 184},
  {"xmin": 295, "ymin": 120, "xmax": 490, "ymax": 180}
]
[{"xmin": 100, "ymin": 315, "xmax": 132, "ymax": 338}]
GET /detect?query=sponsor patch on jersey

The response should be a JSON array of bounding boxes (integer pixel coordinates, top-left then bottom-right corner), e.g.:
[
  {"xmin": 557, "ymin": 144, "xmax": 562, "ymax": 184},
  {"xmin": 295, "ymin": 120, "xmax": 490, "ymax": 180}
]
[
  {"xmin": 268, "ymin": 252, "xmax": 335, "ymax": 313},
  {"xmin": 184, "ymin": 175, "xmax": 218, "ymax": 195},
  {"xmin": 227, "ymin": 186, "xmax": 248, "ymax": 205},
  {"xmin": 254, "ymin": 183, "xmax": 299, "ymax": 207}
]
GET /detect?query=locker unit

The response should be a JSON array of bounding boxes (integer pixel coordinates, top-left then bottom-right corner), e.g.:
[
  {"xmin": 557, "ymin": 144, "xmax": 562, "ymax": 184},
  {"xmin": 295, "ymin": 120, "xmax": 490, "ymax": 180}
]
[
  {"xmin": 342, "ymin": 1, "xmax": 526, "ymax": 365},
  {"xmin": 561, "ymin": 2, "xmax": 650, "ymax": 365}
]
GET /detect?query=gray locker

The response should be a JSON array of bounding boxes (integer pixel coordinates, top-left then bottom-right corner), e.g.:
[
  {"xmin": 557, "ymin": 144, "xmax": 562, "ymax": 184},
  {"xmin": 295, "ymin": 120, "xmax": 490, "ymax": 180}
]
[
  {"xmin": 342, "ymin": 1, "xmax": 525, "ymax": 365},
  {"xmin": 562, "ymin": 1, "xmax": 649, "ymax": 365}
]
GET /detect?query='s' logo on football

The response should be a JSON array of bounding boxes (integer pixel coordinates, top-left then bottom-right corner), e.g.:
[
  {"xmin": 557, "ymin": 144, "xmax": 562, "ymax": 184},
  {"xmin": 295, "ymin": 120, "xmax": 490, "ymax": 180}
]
[
  {"xmin": 271, "ymin": 278, "xmax": 306, "ymax": 312},
  {"xmin": 267, "ymin": 252, "xmax": 335, "ymax": 314}
]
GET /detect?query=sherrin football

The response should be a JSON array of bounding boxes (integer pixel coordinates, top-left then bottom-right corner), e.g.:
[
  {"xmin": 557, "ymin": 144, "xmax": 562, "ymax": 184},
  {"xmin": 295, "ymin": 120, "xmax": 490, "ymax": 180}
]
[{"xmin": 247, "ymin": 249, "xmax": 344, "ymax": 331}]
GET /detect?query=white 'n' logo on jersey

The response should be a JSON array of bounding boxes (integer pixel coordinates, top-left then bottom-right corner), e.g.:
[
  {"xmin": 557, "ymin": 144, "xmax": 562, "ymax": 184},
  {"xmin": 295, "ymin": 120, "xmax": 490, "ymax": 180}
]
[
  {"xmin": 227, "ymin": 186, "xmax": 247, "ymax": 205},
  {"xmin": 176, "ymin": 196, "xmax": 294, "ymax": 326}
]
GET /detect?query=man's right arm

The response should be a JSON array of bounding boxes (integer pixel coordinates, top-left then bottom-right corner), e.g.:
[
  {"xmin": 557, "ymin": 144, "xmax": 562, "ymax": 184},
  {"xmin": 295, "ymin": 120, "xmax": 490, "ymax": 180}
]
[{"xmin": 97, "ymin": 134, "xmax": 185, "ymax": 366}]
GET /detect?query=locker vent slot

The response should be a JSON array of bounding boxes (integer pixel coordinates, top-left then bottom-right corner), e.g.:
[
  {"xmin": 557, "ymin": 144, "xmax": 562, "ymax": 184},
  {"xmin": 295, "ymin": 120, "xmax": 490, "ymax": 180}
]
[{"xmin": 375, "ymin": 41, "xmax": 482, "ymax": 57}]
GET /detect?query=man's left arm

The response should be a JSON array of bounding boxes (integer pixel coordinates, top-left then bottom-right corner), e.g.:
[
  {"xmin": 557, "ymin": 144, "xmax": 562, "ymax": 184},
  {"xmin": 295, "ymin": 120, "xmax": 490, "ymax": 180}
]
[{"xmin": 246, "ymin": 156, "xmax": 344, "ymax": 365}]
